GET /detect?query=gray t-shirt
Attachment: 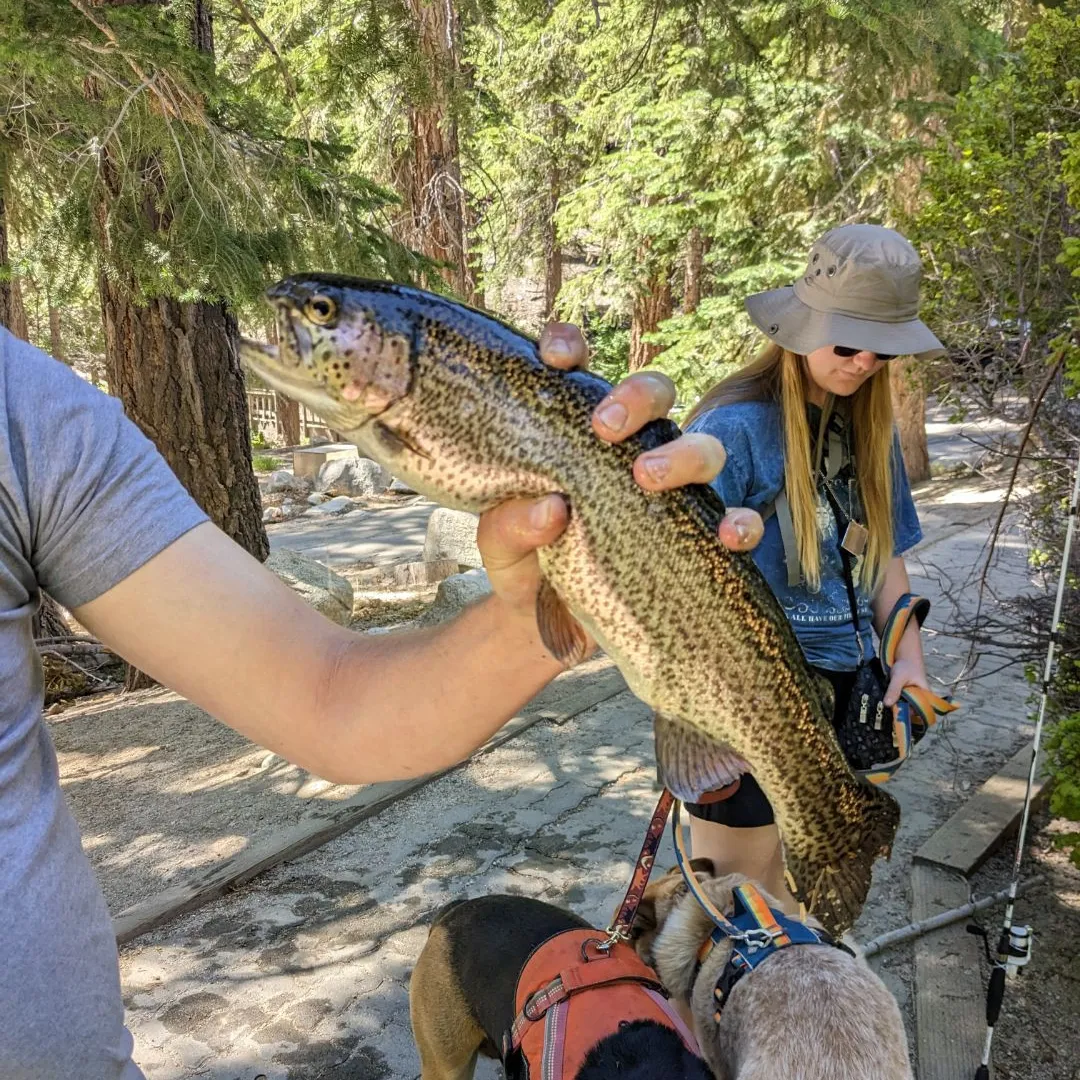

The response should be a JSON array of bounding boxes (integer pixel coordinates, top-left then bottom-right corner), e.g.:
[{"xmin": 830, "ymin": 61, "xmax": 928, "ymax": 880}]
[{"xmin": 0, "ymin": 326, "xmax": 208, "ymax": 1077}]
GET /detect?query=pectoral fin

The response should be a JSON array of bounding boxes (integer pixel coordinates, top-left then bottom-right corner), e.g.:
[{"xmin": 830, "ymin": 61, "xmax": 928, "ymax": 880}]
[
  {"xmin": 536, "ymin": 578, "xmax": 592, "ymax": 667},
  {"xmin": 653, "ymin": 711, "xmax": 752, "ymax": 803}
]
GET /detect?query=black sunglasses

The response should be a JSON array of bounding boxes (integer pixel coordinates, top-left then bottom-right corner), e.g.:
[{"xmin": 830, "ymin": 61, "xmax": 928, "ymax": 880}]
[{"xmin": 833, "ymin": 345, "xmax": 898, "ymax": 362}]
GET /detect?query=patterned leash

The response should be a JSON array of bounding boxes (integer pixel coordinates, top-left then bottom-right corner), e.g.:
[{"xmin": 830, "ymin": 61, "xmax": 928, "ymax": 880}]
[{"xmin": 600, "ymin": 787, "xmax": 675, "ymax": 948}]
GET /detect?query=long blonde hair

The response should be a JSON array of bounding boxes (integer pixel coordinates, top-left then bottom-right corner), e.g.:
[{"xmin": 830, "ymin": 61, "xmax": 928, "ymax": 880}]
[{"xmin": 685, "ymin": 342, "xmax": 896, "ymax": 595}]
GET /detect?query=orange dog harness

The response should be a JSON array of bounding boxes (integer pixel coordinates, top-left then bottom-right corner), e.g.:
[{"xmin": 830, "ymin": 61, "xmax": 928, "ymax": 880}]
[{"xmin": 503, "ymin": 928, "xmax": 699, "ymax": 1079}]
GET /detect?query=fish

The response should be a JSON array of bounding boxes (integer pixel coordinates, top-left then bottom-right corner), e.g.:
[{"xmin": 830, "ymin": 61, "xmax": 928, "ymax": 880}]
[{"xmin": 238, "ymin": 273, "xmax": 901, "ymax": 935}]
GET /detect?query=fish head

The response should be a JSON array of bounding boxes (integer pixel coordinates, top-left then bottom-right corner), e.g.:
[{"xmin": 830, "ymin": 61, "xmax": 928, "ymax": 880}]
[{"xmin": 238, "ymin": 274, "xmax": 415, "ymax": 439}]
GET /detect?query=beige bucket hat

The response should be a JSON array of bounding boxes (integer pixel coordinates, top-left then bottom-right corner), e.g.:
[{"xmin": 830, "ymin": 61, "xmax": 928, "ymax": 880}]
[{"xmin": 745, "ymin": 224, "xmax": 945, "ymax": 360}]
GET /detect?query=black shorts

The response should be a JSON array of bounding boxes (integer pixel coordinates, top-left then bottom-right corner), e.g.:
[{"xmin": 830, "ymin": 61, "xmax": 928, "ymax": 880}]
[{"xmin": 684, "ymin": 667, "xmax": 857, "ymax": 829}]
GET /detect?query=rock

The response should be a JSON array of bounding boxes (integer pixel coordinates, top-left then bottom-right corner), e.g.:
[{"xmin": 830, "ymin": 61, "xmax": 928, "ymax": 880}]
[
  {"xmin": 307, "ymin": 492, "xmax": 330, "ymax": 506},
  {"xmin": 389, "ymin": 477, "xmax": 417, "ymax": 494},
  {"xmin": 316, "ymin": 457, "xmax": 391, "ymax": 498},
  {"xmin": 265, "ymin": 549, "xmax": 354, "ymax": 626},
  {"xmin": 416, "ymin": 569, "xmax": 492, "ymax": 627},
  {"xmin": 266, "ymin": 469, "xmax": 313, "ymax": 495},
  {"xmin": 307, "ymin": 495, "xmax": 356, "ymax": 515},
  {"xmin": 262, "ymin": 506, "xmax": 284, "ymax": 524},
  {"xmin": 423, "ymin": 508, "xmax": 482, "ymax": 568},
  {"xmin": 353, "ymin": 558, "xmax": 460, "ymax": 590}
]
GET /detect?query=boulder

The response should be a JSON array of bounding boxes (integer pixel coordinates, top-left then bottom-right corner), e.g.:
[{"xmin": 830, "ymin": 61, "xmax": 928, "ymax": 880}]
[
  {"xmin": 307, "ymin": 495, "xmax": 356, "ymax": 515},
  {"xmin": 416, "ymin": 569, "xmax": 493, "ymax": 627},
  {"xmin": 423, "ymin": 508, "xmax": 482, "ymax": 568},
  {"xmin": 307, "ymin": 492, "xmax": 331, "ymax": 506},
  {"xmin": 317, "ymin": 457, "xmax": 391, "ymax": 498},
  {"xmin": 389, "ymin": 477, "xmax": 418, "ymax": 494},
  {"xmin": 266, "ymin": 469, "xmax": 313, "ymax": 495},
  {"xmin": 262, "ymin": 505, "xmax": 284, "ymax": 524},
  {"xmin": 265, "ymin": 548, "xmax": 354, "ymax": 626}
]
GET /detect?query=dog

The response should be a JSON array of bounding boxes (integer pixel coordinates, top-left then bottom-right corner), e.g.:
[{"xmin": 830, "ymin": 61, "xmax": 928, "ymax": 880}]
[
  {"xmin": 408, "ymin": 893, "xmax": 715, "ymax": 1080},
  {"xmin": 629, "ymin": 860, "xmax": 914, "ymax": 1080}
]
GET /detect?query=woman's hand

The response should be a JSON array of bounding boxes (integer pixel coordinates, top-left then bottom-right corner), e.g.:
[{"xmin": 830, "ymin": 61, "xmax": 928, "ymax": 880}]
[
  {"xmin": 883, "ymin": 656, "xmax": 931, "ymax": 709},
  {"xmin": 478, "ymin": 321, "xmax": 764, "ymax": 623}
]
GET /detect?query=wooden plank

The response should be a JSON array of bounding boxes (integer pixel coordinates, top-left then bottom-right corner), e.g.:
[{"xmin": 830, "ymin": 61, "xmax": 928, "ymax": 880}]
[
  {"xmin": 113, "ymin": 660, "xmax": 628, "ymax": 945},
  {"xmin": 912, "ymin": 863, "xmax": 986, "ymax": 1080},
  {"xmin": 914, "ymin": 741, "xmax": 1047, "ymax": 875}
]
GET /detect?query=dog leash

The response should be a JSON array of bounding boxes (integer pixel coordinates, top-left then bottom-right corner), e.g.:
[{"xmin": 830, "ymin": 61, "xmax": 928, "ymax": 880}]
[{"xmin": 600, "ymin": 787, "xmax": 675, "ymax": 948}]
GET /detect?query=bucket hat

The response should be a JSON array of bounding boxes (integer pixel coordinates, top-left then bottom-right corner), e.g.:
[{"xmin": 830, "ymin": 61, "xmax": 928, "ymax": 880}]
[{"xmin": 745, "ymin": 224, "xmax": 945, "ymax": 360}]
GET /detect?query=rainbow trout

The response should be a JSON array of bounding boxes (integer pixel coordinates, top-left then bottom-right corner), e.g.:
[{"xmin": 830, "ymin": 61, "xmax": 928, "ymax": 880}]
[{"xmin": 238, "ymin": 274, "xmax": 900, "ymax": 934}]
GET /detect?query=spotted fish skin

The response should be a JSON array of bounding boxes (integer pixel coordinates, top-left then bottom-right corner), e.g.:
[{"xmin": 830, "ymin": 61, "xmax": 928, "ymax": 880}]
[{"xmin": 238, "ymin": 273, "xmax": 900, "ymax": 934}]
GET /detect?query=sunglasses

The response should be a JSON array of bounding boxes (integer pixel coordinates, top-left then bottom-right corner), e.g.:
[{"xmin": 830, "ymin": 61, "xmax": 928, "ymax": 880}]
[{"xmin": 833, "ymin": 345, "xmax": 898, "ymax": 362}]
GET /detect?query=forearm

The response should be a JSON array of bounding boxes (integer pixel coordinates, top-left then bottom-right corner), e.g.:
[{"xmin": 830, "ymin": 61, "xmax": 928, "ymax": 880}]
[
  {"xmin": 75, "ymin": 523, "xmax": 566, "ymax": 786},
  {"xmin": 309, "ymin": 594, "xmax": 565, "ymax": 783}
]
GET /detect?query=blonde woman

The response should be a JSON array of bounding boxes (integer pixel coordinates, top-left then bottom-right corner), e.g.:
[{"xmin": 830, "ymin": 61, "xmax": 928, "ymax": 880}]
[{"xmin": 681, "ymin": 223, "xmax": 945, "ymax": 912}]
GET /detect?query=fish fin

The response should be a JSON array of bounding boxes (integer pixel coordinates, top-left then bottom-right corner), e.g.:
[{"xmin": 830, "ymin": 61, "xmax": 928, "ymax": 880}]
[
  {"xmin": 653, "ymin": 711, "xmax": 752, "ymax": 803},
  {"xmin": 536, "ymin": 578, "xmax": 592, "ymax": 666},
  {"xmin": 781, "ymin": 780, "xmax": 901, "ymax": 936},
  {"xmin": 371, "ymin": 420, "xmax": 431, "ymax": 461}
]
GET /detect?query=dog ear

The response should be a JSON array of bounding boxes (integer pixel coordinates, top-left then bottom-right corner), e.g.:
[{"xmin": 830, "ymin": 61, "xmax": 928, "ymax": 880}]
[{"xmin": 688, "ymin": 857, "xmax": 715, "ymax": 878}]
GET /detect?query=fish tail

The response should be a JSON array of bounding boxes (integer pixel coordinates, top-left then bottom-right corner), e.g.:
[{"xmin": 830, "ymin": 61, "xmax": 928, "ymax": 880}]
[{"xmin": 783, "ymin": 780, "xmax": 901, "ymax": 937}]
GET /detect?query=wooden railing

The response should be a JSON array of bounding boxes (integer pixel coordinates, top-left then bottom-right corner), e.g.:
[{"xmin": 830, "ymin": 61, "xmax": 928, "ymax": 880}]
[{"xmin": 246, "ymin": 389, "xmax": 334, "ymax": 446}]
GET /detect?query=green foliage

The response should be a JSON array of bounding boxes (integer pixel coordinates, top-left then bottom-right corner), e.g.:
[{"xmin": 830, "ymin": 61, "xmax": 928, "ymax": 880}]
[
  {"xmin": 1047, "ymin": 711, "xmax": 1080, "ymax": 823},
  {"xmin": 0, "ymin": 0, "xmax": 425, "ymax": 344},
  {"xmin": 903, "ymin": 2, "xmax": 1080, "ymax": 403},
  {"xmin": 465, "ymin": 0, "xmax": 994, "ymax": 401},
  {"xmin": 251, "ymin": 453, "xmax": 279, "ymax": 472}
]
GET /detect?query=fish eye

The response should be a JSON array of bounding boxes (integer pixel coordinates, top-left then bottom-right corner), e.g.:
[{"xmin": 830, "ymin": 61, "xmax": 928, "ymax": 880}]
[{"xmin": 305, "ymin": 294, "xmax": 338, "ymax": 325}]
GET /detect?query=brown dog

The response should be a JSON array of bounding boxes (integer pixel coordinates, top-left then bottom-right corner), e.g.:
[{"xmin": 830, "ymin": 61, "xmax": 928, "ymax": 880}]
[
  {"xmin": 630, "ymin": 861, "xmax": 914, "ymax": 1080},
  {"xmin": 408, "ymin": 894, "xmax": 714, "ymax": 1080}
]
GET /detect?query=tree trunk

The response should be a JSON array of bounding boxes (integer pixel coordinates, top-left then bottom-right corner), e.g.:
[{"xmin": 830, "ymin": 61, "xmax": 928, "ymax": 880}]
[
  {"xmin": 276, "ymin": 392, "xmax": 301, "ymax": 446},
  {"xmin": 399, "ymin": 0, "xmax": 474, "ymax": 300},
  {"xmin": 99, "ymin": 280, "xmax": 268, "ymax": 558},
  {"xmin": 0, "ymin": 189, "xmax": 28, "ymax": 340},
  {"xmin": 543, "ymin": 103, "xmax": 565, "ymax": 321},
  {"xmin": 890, "ymin": 359, "xmax": 930, "ymax": 483},
  {"xmin": 33, "ymin": 593, "xmax": 73, "ymax": 640},
  {"xmin": 94, "ymin": 0, "xmax": 266, "ymax": 690},
  {"xmin": 48, "ymin": 305, "xmax": 65, "ymax": 363},
  {"xmin": 684, "ymin": 227, "xmax": 704, "ymax": 314},
  {"xmin": 542, "ymin": 197, "xmax": 562, "ymax": 322},
  {"xmin": 629, "ymin": 265, "xmax": 673, "ymax": 371}
]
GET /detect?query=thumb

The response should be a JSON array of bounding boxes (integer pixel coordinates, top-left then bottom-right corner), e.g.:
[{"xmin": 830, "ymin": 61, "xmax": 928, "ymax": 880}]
[
  {"xmin": 476, "ymin": 495, "xmax": 569, "ymax": 571},
  {"xmin": 883, "ymin": 671, "xmax": 905, "ymax": 708}
]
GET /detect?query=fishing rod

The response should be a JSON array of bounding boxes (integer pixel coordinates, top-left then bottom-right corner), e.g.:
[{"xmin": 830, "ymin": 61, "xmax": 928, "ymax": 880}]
[{"xmin": 973, "ymin": 435, "xmax": 1080, "ymax": 1080}]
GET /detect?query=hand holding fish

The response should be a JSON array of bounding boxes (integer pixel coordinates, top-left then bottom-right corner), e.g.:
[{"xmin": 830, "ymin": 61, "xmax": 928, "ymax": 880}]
[{"xmin": 476, "ymin": 321, "xmax": 764, "ymax": 623}]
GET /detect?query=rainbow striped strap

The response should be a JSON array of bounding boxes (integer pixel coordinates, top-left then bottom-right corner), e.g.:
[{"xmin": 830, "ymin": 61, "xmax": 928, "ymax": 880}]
[{"xmin": 879, "ymin": 593, "xmax": 959, "ymax": 732}]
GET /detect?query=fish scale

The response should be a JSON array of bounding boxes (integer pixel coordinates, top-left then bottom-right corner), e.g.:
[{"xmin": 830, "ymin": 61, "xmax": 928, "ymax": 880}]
[{"xmin": 238, "ymin": 273, "xmax": 901, "ymax": 935}]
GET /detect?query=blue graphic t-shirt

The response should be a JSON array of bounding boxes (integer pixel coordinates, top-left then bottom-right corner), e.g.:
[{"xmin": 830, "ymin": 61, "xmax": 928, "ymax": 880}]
[{"xmin": 685, "ymin": 399, "xmax": 923, "ymax": 672}]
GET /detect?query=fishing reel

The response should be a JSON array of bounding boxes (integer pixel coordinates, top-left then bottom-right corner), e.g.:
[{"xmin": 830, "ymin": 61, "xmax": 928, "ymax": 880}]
[
  {"xmin": 967, "ymin": 921, "xmax": 1034, "ymax": 976},
  {"xmin": 1000, "ymin": 923, "xmax": 1033, "ymax": 977}
]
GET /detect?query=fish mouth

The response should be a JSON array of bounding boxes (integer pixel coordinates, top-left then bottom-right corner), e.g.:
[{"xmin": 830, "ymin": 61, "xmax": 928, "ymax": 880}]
[{"xmin": 237, "ymin": 335, "xmax": 352, "ymax": 430}]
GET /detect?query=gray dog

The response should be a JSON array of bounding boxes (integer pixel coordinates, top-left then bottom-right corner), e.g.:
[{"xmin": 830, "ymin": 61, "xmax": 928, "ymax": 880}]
[{"xmin": 631, "ymin": 861, "xmax": 914, "ymax": 1080}]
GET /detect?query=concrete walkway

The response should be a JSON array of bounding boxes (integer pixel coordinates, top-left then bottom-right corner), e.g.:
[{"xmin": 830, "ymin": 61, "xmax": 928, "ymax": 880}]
[{"xmin": 117, "ymin": 412, "xmax": 1038, "ymax": 1079}]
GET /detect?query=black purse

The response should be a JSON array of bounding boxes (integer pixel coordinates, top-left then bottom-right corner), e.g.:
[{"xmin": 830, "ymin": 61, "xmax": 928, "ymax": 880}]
[{"xmin": 820, "ymin": 480, "xmax": 898, "ymax": 773}]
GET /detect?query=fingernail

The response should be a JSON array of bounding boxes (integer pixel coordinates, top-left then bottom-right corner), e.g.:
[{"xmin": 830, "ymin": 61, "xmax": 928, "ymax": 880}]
[
  {"xmin": 734, "ymin": 520, "xmax": 750, "ymax": 543},
  {"xmin": 596, "ymin": 401, "xmax": 628, "ymax": 432},
  {"xmin": 642, "ymin": 454, "xmax": 670, "ymax": 483},
  {"xmin": 545, "ymin": 337, "xmax": 572, "ymax": 359},
  {"xmin": 530, "ymin": 498, "xmax": 555, "ymax": 529}
]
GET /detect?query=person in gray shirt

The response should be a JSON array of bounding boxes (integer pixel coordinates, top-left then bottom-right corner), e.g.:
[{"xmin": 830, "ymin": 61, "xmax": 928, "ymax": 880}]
[{"xmin": 0, "ymin": 322, "xmax": 762, "ymax": 1077}]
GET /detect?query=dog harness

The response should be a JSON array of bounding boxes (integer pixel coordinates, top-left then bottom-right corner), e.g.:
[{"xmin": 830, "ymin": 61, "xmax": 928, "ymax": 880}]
[
  {"xmin": 671, "ymin": 800, "xmax": 853, "ymax": 1021},
  {"xmin": 502, "ymin": 929, "xmax": 700, "ymax": 1079},
  {"xmin": 502, "ymin": 790, "xmax": 701, "ymax": 1078}
]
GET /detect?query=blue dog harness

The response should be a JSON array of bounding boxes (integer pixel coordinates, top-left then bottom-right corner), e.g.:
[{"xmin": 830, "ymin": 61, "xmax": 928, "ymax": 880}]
[{"xmin": 672, "ymin": 801, "xmax": 853, "ymax": 1020}]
